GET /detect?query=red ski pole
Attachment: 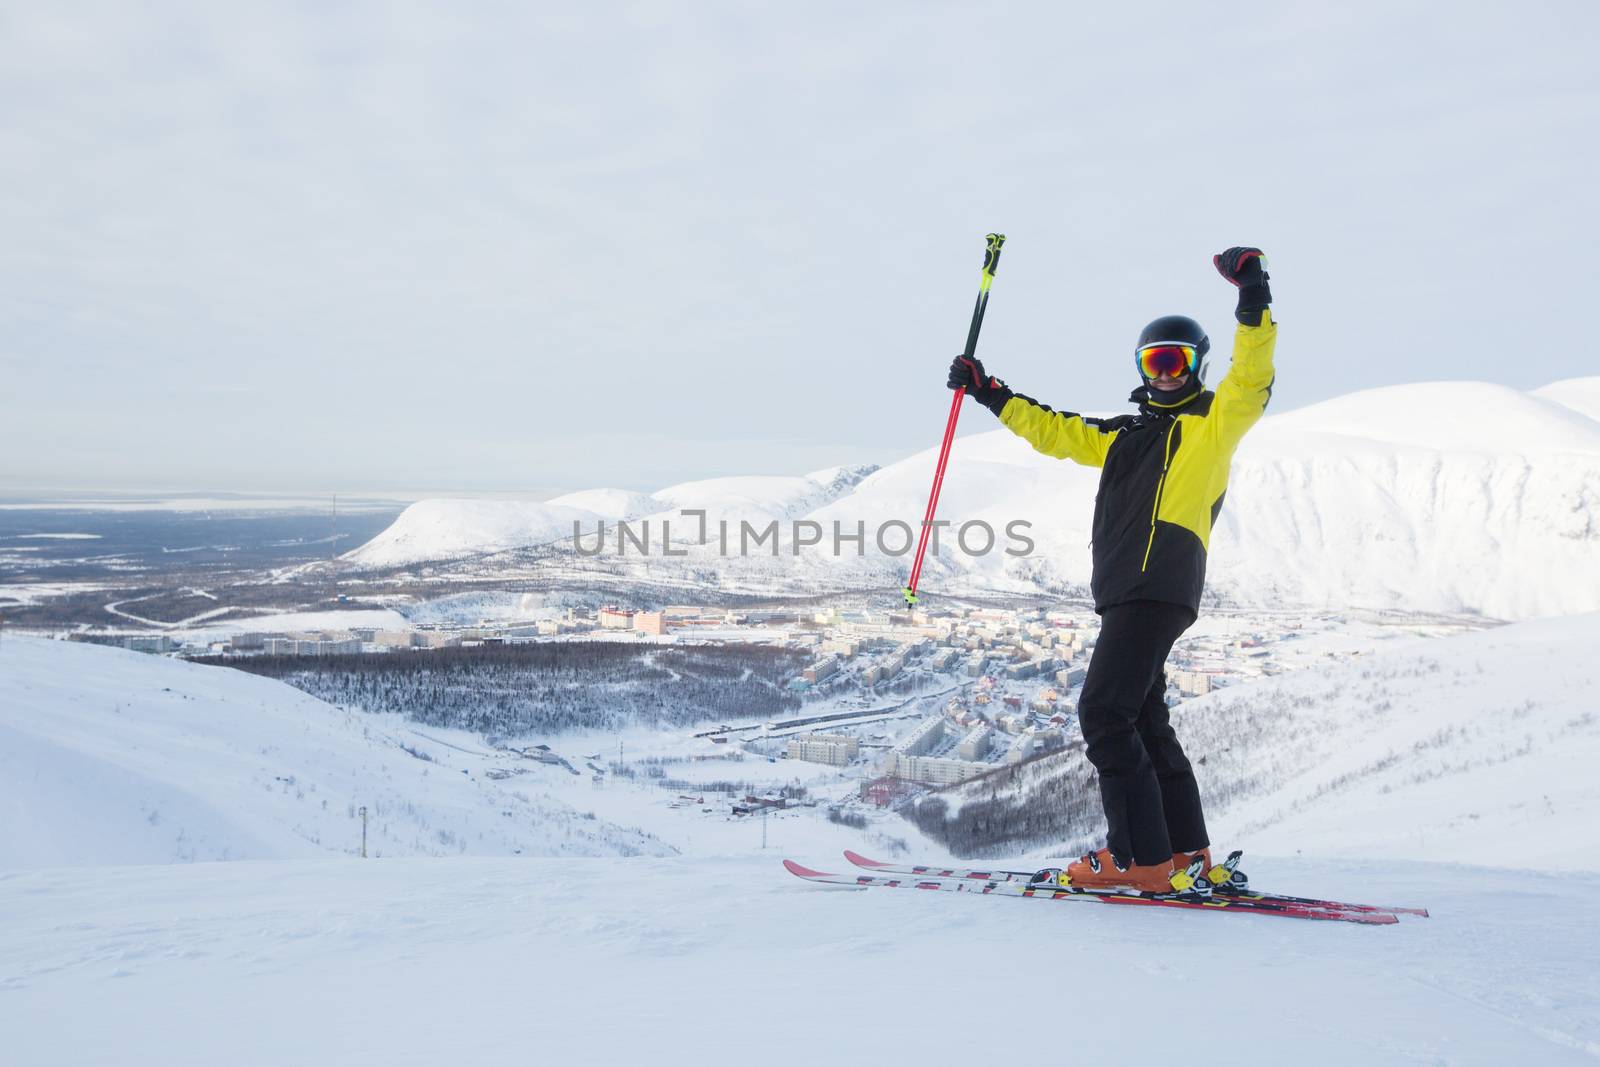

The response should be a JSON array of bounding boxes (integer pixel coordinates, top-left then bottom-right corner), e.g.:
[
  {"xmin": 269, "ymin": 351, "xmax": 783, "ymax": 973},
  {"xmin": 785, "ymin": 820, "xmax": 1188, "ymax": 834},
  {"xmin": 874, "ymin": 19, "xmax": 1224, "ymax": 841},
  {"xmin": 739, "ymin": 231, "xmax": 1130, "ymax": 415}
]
[
  {"xmin": 902, "ymin": 232, "xmax": 1005, "ymax": 608},
  {"xmin": 904, "ymin": 388, "xmax": 963, "ymax": 599}
]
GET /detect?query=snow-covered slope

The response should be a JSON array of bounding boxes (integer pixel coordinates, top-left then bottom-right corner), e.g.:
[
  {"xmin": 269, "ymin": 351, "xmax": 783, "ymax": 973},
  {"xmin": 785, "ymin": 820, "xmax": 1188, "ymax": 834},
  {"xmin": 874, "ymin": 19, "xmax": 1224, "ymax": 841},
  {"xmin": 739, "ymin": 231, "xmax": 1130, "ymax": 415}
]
[
  {"xmin": 1200, "ymin": 611, "xmax": 1600, "ymax": 869},
  {"xmin": 346, "ymin": 376, "xmax": 1600, "ymax": 620},
  {"xmin": 3, "ymin": 856, "xmax": 1596, "ymax": 1065},
  {"xmin": 343, "ymin": 497, "xmax": 595, "ymax": 565},
  {"xmin": 1533, "ymin": 376, "xmax": 1600, "ymax": 425},
  {"xmin": 647, "ymin": 466, "xmax": 876, "ymax": 526},
  {"xmin": 347, "ymin": 464, "xmax": 878, "ymax": 569},
  {"xmin": 1206, "ymin": 382, "xmax": 1600, "ymax": 618},
  {"xmin": 1263, "ymin": 380, "xmax": 1600, "ymax": 453},
  {"xmin": 544, "ymin": 486, "xmax": 658, "ymax": 519},
  {"xmin": 829, "ymin": 379, "xmax": 1600, "ymax": 618},
  {"xmin": 0, "ymin": 636, "xmax": 667, "ymax": 869},
  {"xmin": 5, "ymin": 618, "xmax": 1600, "ymax": 1063},
  {"xmin": 931, "ymin": 611, "xmax": 1600, "ymax": 874}
]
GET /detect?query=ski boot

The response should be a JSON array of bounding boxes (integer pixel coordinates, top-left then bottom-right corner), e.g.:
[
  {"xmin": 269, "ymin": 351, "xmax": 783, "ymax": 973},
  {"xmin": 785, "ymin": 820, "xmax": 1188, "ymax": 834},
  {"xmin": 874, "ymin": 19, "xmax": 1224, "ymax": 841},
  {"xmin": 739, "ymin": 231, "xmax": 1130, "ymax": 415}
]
[{"xmin": 1030, "ymin": 849, "xmax": 1208, "ymax": 896}]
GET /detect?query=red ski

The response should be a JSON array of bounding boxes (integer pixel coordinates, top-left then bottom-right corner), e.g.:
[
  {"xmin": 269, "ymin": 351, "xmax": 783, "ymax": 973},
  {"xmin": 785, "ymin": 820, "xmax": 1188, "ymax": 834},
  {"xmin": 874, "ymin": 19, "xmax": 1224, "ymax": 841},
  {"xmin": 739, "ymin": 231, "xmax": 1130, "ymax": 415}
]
[
  {"xmin": 844, "ymin": 851, "xmax": 1433, "ymax": 921},
  {"xmin": 784, "ymin": 860, "xmax": 1399, "ymax": 924}
]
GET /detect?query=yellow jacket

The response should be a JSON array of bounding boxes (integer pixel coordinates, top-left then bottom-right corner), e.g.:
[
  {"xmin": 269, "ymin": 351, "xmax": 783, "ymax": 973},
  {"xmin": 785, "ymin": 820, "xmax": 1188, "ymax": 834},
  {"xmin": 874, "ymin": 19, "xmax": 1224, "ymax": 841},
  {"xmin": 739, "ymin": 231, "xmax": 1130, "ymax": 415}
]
[{"xmin": 997, "ymin": 311, "xmax": 1277, "ymax": 613}]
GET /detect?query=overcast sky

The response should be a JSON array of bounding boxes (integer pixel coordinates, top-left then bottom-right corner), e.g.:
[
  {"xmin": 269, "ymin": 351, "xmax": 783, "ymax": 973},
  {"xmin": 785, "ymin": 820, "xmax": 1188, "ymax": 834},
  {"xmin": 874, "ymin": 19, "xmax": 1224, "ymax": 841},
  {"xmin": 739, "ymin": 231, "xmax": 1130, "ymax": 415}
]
[{"xmin": 2, "ymin": 1, "xmax": 1594, "ymax": 495}]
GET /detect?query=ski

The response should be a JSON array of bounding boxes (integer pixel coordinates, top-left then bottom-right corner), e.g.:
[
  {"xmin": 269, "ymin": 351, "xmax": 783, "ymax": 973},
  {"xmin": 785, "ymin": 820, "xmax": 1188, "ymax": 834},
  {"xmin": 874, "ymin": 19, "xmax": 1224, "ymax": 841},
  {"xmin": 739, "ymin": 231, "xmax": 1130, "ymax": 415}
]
[
  {"xmin": 844, "ymin": 849, "xmax": 1034, "ymax": 883},
  {"xmin": 1213, "ymin": 884, "xmax": 1429, "ymax": 918},
  {"xmin": 841, "ymin": 850, "xmax": 1428, "ymax": 919},
  {"xmin": 786, "ymin": 860, "xmax": 1398, "ymax": 925}
]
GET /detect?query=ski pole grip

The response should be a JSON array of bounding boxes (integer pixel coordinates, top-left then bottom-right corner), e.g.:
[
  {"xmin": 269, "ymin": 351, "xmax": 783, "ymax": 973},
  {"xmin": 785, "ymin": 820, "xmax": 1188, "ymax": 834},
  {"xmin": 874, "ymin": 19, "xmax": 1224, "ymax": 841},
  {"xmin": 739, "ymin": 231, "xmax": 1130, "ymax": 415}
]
[{"xmin": 983, "ymin": 233, "xmax": 1006, "ymax": 283}]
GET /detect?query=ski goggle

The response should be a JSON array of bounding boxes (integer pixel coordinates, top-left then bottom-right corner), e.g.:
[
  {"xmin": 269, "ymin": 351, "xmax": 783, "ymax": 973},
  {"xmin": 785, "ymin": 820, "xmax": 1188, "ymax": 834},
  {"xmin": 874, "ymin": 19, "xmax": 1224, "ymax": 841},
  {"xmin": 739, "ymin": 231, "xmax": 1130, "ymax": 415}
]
[{"xmin": 1135, "ymin": 343, "xmax": 1199, "ymax": 380}]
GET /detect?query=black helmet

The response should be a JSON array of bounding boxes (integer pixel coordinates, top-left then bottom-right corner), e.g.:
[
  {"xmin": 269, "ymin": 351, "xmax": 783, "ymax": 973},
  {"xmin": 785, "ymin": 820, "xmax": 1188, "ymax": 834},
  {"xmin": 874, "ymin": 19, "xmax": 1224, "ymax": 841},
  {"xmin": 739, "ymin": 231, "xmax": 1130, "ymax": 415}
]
[
  {"xmin": 1136, "ymin": 315, "xmax": 1210, "ymax": 364},
  {"xmin": 1133, "ymin": 314, "xmax": 1209, "ymax": 410}
]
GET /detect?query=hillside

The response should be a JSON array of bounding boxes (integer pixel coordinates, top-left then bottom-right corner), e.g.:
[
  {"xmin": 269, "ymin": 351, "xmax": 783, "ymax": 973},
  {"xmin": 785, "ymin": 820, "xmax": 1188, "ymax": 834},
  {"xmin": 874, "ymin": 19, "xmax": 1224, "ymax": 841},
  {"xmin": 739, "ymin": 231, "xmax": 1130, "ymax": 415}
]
[
  {"xmin": 0, "ymin": 636, "xmax": 669, "ymax": 869},
  {"xmin": 914, "ymin": 612, "xmax": 1600, "ymax": 872},
  {"xmin": 4, "ymin": 611, "xmax": 1600, "ymax": 1064},
  {"xmin": 347, "ymin": 464, "xmax": 879, "ymax": 569},
  {"xmin": 342, "ymin": 376, "xmax": 1600, "ymax": 620},
  {"xmin": 1534, "ymin": 376, "xmax": 1600, "ymax": 424}
]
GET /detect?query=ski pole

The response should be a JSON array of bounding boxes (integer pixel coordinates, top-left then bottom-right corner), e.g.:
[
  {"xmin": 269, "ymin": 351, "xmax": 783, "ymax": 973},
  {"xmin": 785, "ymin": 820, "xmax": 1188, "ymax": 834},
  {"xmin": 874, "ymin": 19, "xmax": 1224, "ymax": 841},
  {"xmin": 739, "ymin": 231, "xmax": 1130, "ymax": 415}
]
[{"xmin": 902, "ymin": 232, "xmax": 1005, "ymax": 608}]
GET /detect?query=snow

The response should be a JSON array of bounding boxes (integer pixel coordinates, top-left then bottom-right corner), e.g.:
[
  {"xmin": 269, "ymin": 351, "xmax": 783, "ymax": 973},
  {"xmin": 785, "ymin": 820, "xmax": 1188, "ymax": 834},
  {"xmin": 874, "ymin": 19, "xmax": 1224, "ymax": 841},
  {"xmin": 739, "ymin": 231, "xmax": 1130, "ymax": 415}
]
[
  {"xmin": 0, "ymin": 582, "xmax": 115, "ymax": 606},
  {"xmin": 637, "ymin": 465, "xmax": 879, "ymax": 529},
  {"xmin": 649, "ymin": 473, "xmax": 842, "ymax": 521},
  {"xmin": 348, "ymin": 463, "xmax": 877, "ymax": 569},
  {"xmin": 1257, "ymin": 380, "xmax": 1600, "ymax": 454},
  {"xmin": 1201, "ymin": 613, "xmax": 1600, "ymax": 871},
  {"xmin": 1534, "ymin": 377, "xmax": 1600, "ymax": 425},
  {"xmin": 1, "ymin": 856, "xmax": 1596, "ymax": 1065},
  {"xmin": 344, "ymin": 497, "xmax": 595, "ymax": 566},
  {"xmin": 396, "ymin": 590, "xmax": 566, "ymax": 627},
  {"xmin": 4, "ymin": 616, "xmax": 1600, "ymax": 1061},
  {"xmin": 859, "ymin": 376, "xmax": 1600, "ymax": 618},
  {"xmin": 545, "ymin": 486, "xmax": 659, "ymax": 519},
  {"xmin": 341, "ymin": 376, "xmax": 1600, "ymax": 619},
  {"xmin": 181, "ymin": 607, "xmax": 411, "ymax": 641},
  {"xmin": 0, "ymin": 637, "xmax": 666, "ymax": 868},
  {"xmin": 13, "ymin": 532, "xmax": 102, "ymax": 539}
]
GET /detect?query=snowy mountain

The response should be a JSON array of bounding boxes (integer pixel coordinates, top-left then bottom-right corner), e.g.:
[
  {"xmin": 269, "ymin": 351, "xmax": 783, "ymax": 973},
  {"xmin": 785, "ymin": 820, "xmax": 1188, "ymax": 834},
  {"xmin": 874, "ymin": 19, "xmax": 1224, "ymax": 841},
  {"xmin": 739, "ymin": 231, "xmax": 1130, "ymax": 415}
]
[
  {"xmin": 347, "ymin": 463, "xmax": 879, "ymax": 569},
  {"xmin": 1204, "ymin": 381, "xmax": 1600, "ymax": 619},
  {"xmin": 0, "ymin": 636, "xmax": 668, "ymax": 869},
  {"xmin": 345, "ymin": 377, "xmax": 1600, "ymax": 620},
  {"xmin": 338, "ymin": 497, "xmax": 596, "ymax": 565},
  {"xmin": 1534, "ymin": 376, "xmax": 1600, "ymax": 424}
]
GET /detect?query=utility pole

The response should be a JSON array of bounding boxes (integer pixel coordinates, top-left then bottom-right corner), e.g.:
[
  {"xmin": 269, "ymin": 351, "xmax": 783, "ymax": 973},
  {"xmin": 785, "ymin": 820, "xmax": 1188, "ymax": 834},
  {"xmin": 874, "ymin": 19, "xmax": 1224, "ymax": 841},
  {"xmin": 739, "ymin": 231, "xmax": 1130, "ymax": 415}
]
[
  {"xmin": 761, "ymin": 804, "xmax": 768, "ymax": 850},
  {"xmin": 359, "ymin": 805, "xmax": 368, "ymax": 858},
  {"xmin": 329, "ymin": 494, "xmax": 339, "ymax": 604}
]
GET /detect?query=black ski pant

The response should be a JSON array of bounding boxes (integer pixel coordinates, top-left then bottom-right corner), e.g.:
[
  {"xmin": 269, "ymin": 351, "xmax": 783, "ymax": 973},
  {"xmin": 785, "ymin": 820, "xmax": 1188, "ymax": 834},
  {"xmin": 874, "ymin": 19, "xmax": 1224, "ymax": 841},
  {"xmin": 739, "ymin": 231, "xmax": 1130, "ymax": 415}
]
[{"xmin": 1077, "ymin": 599, "xmax": 1208, "ymax": 867}]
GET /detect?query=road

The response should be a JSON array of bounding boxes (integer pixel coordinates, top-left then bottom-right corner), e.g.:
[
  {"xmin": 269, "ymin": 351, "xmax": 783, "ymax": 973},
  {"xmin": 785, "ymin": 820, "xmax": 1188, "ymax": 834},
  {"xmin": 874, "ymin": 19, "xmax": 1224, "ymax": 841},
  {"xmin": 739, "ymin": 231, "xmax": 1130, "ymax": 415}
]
[{"xmin": 692, "ymin": 680, "xmax": 969, "ymax": 739}]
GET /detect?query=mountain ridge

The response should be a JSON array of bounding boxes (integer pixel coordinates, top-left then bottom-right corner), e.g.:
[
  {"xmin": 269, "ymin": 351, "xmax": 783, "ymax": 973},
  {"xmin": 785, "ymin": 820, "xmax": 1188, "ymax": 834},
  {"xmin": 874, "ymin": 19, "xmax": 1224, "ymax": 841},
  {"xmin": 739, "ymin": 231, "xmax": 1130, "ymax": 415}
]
[{"xmin": 345, "ymin": 377, "xmax": 1600, "ymax": 619}]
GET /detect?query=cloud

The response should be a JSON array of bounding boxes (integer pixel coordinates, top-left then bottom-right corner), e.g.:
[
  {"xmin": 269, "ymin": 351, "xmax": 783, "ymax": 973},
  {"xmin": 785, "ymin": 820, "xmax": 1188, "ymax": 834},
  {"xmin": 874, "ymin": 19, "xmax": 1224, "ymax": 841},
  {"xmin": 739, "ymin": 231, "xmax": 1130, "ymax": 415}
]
[{"xmin": 1, "ymin": 2, "xmax": 1596, "ymax": 491}]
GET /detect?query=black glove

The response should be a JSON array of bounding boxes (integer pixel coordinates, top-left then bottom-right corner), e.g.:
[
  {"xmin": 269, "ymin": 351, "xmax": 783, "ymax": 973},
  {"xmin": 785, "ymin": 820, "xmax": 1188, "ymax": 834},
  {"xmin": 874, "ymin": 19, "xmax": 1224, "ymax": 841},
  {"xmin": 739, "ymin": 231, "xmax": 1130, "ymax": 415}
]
[
  {"xmin": 1213, "ymin": 246, "xmax": 1272, "ymax": 324},
  {"xmin": 947, "ymin": 354, "xmax": 1014, "ymax": 417}
]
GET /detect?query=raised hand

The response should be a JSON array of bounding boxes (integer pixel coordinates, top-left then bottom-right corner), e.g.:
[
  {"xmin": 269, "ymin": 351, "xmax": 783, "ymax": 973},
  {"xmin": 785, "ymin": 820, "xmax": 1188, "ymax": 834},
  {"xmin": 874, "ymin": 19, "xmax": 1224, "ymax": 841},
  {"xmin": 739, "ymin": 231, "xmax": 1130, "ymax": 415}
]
[{"xmin": 1213, "ymin": 246, "xmax": 1272, "ymax": 323}]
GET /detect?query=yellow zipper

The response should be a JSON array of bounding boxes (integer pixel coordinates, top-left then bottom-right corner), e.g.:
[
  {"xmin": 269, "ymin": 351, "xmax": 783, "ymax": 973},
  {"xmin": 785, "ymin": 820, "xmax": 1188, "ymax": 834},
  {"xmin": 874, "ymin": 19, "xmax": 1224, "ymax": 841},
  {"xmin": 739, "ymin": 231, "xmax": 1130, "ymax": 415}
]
[{"xmin": 1141, "ymin": 422, "xmax": 1178, "ymax": 571}]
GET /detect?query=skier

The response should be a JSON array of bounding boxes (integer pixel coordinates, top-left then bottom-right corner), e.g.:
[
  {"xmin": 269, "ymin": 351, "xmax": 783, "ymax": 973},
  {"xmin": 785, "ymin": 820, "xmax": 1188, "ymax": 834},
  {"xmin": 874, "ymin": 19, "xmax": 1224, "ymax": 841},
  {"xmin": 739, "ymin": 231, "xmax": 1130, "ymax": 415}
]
[{"xmin": 945, "ymin": 247, "xmax": 1276, "ymax": 893}]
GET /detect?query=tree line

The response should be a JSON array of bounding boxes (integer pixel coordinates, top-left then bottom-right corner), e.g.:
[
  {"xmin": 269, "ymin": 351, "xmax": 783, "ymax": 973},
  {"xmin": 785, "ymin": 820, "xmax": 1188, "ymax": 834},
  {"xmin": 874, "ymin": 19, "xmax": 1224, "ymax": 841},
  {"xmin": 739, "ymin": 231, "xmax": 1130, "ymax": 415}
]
[{"xmin": 199, "ymin": 641, "xmax": 807, "ymax": 736}]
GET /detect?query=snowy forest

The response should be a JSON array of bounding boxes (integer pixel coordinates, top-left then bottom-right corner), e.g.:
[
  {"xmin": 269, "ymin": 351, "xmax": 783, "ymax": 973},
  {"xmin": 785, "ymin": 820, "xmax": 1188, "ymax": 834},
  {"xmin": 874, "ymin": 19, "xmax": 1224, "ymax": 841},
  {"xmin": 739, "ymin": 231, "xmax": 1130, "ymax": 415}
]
[{"xmin": 204, "ymin": 641, "xmax": 807, "ymax": 735}]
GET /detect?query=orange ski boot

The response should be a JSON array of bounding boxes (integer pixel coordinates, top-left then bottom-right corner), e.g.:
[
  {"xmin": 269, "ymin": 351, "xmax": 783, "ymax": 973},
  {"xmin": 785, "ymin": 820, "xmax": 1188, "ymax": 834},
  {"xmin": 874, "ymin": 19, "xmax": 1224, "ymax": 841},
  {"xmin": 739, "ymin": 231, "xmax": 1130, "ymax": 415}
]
[{"xmin": 1059, "ymin": 848, "xmax": 1182, "ymax": 894}]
